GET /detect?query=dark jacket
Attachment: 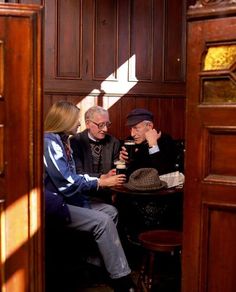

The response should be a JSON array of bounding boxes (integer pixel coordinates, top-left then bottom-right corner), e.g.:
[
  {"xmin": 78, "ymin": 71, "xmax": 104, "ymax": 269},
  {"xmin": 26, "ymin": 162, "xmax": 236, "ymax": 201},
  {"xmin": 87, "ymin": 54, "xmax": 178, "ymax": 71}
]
[
  {"xmin": 70, "ymin": 129, "xmax": 120, "ymax": 177},
  {"xmin": 45, "ymin": 188, "xmax": 71, "ymax": 226},
  {"xmin": 126, "ymin": 133, "xmax": 177, "ymax": 177}
]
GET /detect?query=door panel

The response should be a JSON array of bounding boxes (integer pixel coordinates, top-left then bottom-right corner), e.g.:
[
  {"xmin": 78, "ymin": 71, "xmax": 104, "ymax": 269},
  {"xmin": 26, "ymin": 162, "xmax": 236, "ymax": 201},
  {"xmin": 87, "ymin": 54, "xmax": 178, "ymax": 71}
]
[
  {"xmin": 0, "ymin": 4, "xmax": 43, "ymax": 292},
  {"xmin": 182, "ymin": 3, "xmax": 236, "ymax": 292}
]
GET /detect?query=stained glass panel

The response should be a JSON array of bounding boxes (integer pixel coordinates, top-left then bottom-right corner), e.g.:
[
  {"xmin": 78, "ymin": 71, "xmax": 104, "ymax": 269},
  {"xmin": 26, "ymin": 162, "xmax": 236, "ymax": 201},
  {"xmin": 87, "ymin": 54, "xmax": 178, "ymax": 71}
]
[
  {"xmin": 203, "ymin": 78, "xmax": 236, "ymax": 103},
  {"xmin": 204, "ymin": 45, "xmax": 236, "ymax": 71}
]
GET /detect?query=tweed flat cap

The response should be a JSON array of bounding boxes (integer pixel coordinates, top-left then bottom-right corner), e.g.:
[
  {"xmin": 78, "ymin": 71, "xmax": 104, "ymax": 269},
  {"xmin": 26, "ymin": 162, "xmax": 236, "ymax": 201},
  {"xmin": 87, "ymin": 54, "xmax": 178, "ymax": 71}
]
[
  {"xmin": 126, "ymin": 108, "xmax": 154, "ymax": 127},
  {"xmin": 124, "ymin": 168, "xmax": 167, "ymax": 191}
]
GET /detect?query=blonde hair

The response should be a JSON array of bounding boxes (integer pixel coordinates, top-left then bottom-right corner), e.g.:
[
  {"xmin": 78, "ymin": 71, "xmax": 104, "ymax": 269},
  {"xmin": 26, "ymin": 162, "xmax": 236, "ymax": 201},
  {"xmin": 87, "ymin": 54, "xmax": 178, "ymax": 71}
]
[{"xmin": 44, "ymin": 101, "xmax": 80, "ymax": 133}]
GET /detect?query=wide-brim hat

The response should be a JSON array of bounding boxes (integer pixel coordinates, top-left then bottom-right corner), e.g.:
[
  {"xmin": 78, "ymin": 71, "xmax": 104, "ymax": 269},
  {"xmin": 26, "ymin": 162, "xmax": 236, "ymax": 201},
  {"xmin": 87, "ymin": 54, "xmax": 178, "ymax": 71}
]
[{"xmin": 124, "ymin": 168, "xmax": 167, "ymax": 191}]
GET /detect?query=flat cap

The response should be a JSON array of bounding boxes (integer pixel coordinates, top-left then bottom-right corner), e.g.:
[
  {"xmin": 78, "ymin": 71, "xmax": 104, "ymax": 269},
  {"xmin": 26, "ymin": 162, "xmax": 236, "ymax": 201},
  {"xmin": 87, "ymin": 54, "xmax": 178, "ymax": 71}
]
[{"xmin": 126, "ymin": 108, "xmax": 154, "ymax": 127}]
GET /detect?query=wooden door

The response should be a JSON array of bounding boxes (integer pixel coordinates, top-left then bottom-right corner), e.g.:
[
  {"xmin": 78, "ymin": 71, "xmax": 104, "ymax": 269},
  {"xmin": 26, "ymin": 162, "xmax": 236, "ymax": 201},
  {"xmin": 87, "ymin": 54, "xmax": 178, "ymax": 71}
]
[
  {"xmin": 0, "ymin": 4, "xmax": 43, "ymax": 292},
  {"xmin": 182, "ymin": 2, "xmax": 236, "ymax": 292}
]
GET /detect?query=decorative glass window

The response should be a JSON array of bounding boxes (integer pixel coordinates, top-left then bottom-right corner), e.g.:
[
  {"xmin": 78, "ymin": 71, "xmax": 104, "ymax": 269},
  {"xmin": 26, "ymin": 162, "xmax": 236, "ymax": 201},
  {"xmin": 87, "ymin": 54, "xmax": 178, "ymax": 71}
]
[
  {"xmin": 201, "ymin": 44, "xmax": 236, "ymax": 103},
  {"xmin": 204, "ymin": 45, "xmax": 236, "ymax": 71}
]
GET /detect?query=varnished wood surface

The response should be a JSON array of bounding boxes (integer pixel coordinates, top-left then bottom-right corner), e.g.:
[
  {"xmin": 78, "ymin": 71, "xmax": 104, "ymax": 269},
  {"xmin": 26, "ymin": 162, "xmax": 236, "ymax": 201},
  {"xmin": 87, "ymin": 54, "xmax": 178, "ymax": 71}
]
[
  {"xmin": 182, "ymin": 2, "xmax": 236, "ymax": 292},
  {"xmin": 0, "ymin": 4, "xmax": 43, "ymax": 292},
  {"xmin": 112, "ymin": 185, "xmax": 183, "ymax": 197},
  {"xmin": 43, "ymin": 0, "xmax": 188, "ymax": 141}
]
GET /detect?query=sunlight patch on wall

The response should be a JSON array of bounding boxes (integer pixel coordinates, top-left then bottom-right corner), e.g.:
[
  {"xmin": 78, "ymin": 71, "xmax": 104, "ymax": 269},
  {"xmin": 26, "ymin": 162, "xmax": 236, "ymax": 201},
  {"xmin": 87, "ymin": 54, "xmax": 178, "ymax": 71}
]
[
  {"xmin": 76, "ymin": 95, "xmax": 98, "ymax": 131},
  {"xmin": 29, "ymin": 188, "xmax": 41, "ymax": 238},
  {"xmin": 3, "ymin": 195, "xmax": 28, "ymax": 259},
  {"xmin": 102, "ymin": 96, "xmax": 121, "ymax": 111},
  {"xmin": 76, "ymin": 55, "xmax": 138, "ymax": 131},
  {"xmin": 101, "ymin": 54, "xmax": 138, "ymax": 95},
  {"xmin": 0, "ymin": 199, "xmax": 6, "ymax": 286},
  {"xmin": 5, "ymin": 268, "xmax": 25, "ymax": 292}
]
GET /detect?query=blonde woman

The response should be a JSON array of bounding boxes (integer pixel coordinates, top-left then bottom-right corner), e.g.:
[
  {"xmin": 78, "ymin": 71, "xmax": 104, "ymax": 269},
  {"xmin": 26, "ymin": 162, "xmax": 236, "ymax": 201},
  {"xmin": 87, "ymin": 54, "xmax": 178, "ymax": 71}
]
[{"xmin": 44, "ymin": 101, "xmax": 135, "ymax": 292}]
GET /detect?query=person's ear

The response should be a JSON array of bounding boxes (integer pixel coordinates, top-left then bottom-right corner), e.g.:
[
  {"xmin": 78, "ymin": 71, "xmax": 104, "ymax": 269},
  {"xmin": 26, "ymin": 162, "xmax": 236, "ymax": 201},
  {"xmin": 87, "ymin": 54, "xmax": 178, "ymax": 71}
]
[
  {"xmin": 147, "ymin": 122, "xmax": 154, "ymax": 129},
  {"xmin": 85, "ymin": 119, "xmax": 90, "ymax": 129}
]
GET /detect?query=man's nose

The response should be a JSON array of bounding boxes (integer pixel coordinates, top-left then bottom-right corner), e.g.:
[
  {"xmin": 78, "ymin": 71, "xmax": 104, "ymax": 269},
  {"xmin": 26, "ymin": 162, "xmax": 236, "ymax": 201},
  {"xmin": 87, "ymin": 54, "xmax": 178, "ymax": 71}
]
[
  {"xmin": 100, "ymin": 125, "xmax": 108, "ymax": 132},
  {"xmin": 130, "ymin": 128, "xmax": 135, "ymax": 137}
]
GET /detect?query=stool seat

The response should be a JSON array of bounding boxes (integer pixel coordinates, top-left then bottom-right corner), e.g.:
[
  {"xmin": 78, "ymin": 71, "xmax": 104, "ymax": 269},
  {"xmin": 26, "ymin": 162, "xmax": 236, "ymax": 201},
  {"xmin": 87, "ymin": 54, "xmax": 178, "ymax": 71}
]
[
  {"xmin": 139, "ymin": 230, "xmax": 182, "ymax": 252},
  {"xmin": 137, "ymin": 230, "xmax": 182, "ymax": 291}
]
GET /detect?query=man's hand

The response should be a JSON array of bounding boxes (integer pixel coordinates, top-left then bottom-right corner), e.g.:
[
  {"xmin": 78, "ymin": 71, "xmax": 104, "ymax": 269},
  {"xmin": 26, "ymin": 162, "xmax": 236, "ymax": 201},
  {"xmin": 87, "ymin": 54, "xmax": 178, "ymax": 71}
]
[
  {"xmin": 119, "ymin": 146, "xmax": 129, "ymax": 162},
  {"xmin": 145, "ymin": 129, "xmax": 161, "ymax": 147}
]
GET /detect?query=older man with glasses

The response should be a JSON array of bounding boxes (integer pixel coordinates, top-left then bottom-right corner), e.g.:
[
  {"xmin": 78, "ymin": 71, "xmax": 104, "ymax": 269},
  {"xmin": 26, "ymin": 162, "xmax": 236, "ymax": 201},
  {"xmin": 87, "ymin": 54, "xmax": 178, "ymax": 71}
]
[{"xmin": 70, "ymin": 106, "xmax": 120, "ymax": 203}]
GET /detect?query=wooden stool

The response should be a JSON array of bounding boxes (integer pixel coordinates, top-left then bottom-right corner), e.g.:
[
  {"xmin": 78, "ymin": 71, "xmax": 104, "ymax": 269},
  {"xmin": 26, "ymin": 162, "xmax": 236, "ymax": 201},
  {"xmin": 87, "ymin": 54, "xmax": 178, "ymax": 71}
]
[{"xmin": 137, "ymin": 230, "xmax": 182, "ymax": 292}]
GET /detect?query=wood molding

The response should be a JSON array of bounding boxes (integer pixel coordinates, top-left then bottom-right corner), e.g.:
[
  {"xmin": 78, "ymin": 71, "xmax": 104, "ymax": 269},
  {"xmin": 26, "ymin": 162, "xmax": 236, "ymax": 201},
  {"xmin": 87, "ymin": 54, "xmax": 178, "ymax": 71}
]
[
  {"xmin": 45, "ymin": 0, "xmax": 186, "ymax": 95},
  {"xmin": 0, "ymin": 4, "xmax": 43, "ymax": 291},
  {"xmin": 188, "ymin": 0, "xmax": 236, "ymax": 19}
]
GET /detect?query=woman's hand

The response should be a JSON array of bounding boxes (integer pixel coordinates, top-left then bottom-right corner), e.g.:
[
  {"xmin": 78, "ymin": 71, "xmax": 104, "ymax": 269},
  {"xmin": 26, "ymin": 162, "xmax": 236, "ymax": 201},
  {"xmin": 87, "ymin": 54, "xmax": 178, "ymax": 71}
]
[
  {"xmin": 99, "ymin": 174, "xmax": 126, "ymax": 188},
  {"xmin": 100, "ymin": 169, "xmax": 116, "ymax": 179}
]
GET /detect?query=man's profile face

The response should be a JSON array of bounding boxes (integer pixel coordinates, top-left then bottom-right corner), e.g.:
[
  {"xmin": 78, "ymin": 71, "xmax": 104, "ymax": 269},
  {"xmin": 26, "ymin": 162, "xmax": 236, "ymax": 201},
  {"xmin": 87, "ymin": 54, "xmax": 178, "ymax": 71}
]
[
  {"xmin": 86, "ymin": 112, "xmax": 111, "ymax": 140},
  {"xmin": 130, "ymin": 121, "xmax": 153, "ymax": 144}
]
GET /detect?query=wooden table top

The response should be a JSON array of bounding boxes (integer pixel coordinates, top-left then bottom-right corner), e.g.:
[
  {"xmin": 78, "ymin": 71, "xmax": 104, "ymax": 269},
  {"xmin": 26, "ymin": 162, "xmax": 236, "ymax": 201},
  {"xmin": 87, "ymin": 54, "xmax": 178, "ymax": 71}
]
[{"xmin": 111, "ymin": 185, "xmax": 183, "ymax": 197}]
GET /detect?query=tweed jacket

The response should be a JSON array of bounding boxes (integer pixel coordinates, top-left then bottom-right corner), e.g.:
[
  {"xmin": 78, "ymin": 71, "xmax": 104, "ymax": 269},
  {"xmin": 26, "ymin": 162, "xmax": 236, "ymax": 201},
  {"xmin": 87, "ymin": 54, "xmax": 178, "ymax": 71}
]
[{"xmin": 70, "ymin": 129, "xmax": 121, "ymax": 177}]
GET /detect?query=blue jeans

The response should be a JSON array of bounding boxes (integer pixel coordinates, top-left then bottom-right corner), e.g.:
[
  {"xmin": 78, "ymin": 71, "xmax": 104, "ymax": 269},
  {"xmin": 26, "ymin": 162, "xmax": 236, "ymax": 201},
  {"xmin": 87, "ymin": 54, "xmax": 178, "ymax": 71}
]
[{"xmin": 67, "ymin": 200, "xmax": 131, "ymax": 279}]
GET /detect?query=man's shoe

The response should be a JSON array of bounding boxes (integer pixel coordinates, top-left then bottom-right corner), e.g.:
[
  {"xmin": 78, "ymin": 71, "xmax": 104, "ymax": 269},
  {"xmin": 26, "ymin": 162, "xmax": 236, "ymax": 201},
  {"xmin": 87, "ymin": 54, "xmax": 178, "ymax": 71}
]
[{"xmin": 113, "ymin": 274, "xmax": 136, "ymax": 292}]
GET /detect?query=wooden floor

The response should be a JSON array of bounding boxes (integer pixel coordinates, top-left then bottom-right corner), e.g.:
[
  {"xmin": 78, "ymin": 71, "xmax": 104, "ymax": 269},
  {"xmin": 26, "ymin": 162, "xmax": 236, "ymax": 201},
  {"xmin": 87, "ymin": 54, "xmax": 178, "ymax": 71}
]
[
  {"xmin": 77, "ymin": 286, "xmax": 113, "ymax": 292},
  {"xmin": 74, "ymin": 268, "xmax": 181, "ymax": 292},
  {"xmin": 46, "ymin": 236, "xmax": 181, "ymax": 292},
  {"xmin": 75, "ymin": 285, "xmax": 112, "ymax": 291}
]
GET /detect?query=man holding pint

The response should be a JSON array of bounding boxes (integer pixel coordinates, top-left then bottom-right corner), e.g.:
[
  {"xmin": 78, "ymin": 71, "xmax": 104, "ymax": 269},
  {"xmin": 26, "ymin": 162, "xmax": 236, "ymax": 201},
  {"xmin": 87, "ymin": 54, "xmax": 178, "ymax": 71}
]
[
  {"xmin": 70, "ymin": 106, "xmax": 121, "ymax": 202},
  {"xmin": 71, "ymin": 105, "xmax": 120, "ymax": 177},
  {"xmin": 119, "ymin": 108, "xmax": 176, "ymax": 177}
]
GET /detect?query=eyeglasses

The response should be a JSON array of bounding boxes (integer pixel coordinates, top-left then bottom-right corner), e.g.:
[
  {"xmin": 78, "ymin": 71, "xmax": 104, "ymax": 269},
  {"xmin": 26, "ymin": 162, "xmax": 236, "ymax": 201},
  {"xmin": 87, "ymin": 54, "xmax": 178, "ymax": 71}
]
[{"xmin": 90, "ymin": 120, "xmax": 112, "ymax": 129}]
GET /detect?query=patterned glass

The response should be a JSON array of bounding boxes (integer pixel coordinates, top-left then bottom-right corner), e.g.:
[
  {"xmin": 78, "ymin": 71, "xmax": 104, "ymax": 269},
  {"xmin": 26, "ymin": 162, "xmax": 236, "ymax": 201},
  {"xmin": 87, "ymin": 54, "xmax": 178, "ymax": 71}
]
[
  {"xmin": 203, "ymin": 78, "xmax": 236, "ymax": 103},
  {"xmin": 204, "ymin": 45, "xmax": 236, "ymax": 71}
]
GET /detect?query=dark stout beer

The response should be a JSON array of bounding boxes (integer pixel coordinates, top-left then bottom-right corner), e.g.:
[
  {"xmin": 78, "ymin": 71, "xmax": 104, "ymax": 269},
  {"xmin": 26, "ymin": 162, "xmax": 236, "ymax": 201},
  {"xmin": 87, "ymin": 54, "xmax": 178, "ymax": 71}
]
[
  {"xmin": 124, "ymin": 140, "xmax": 135, "ymax": 161},
  {"xmin": 116, "ymin": 163, "xmax": 126, "ymax": 175}
]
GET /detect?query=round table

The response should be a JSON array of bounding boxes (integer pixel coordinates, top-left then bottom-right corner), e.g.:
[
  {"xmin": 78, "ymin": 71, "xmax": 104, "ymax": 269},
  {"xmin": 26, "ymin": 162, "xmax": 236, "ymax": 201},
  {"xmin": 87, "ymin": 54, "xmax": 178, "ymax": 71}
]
[{"xmin": 112, "ymin": 185, "xmax": 183, "ymax": 244}]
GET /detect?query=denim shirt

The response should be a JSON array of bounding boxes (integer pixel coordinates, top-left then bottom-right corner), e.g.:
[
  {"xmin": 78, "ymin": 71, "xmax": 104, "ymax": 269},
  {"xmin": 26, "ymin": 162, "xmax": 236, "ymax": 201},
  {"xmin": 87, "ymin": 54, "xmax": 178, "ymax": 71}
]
[{"xmin": 44, "ymin": 132, "xmax": 98, "ymax": 208}]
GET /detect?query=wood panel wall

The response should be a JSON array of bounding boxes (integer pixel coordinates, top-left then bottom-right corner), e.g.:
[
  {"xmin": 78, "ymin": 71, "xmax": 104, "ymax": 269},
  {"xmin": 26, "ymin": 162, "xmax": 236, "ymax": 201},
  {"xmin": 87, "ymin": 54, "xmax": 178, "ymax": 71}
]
[
  {"xmin": 8, "ymin": 0, "xmax": 191, "ymax": 140},
  {"xmin": 43, "ymin": 0, "xmax": 188, "ymax": 140},
  {"xmin": 43, "ymin": 94, "xmax": 186, "ymax": 140},
  {"xmin": 5, "ymin": 0, "xmax": 43, "ymax": 4}
]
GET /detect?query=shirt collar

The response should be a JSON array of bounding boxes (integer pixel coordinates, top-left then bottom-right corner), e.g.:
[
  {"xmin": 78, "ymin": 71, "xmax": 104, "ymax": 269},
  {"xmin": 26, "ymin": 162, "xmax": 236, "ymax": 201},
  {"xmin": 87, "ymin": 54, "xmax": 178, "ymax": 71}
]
[{"xmin": 88, "ymin": 131, "xmax": 98, "ymax": 142}]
